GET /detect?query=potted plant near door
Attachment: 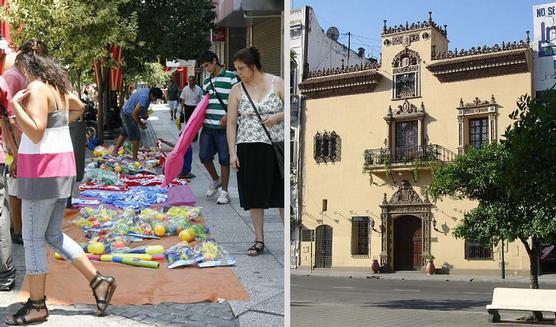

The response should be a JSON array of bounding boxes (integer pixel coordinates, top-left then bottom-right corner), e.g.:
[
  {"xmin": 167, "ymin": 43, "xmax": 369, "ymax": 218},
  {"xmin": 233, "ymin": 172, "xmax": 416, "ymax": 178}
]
[
  {"xmin": 371, "ymin": 257, "xmax": 380, "ymax": 274},
  {"xmin": 425, "ymin": 255, "xmax": 435, "ymax": 275}
]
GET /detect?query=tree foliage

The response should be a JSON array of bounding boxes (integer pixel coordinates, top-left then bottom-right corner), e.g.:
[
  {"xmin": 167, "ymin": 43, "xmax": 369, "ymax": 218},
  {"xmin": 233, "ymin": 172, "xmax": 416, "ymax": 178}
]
[
  {"xmin": 121, "ymin": 0, "xmax": 215, "ymax": 76},
  {"xmin": 2, "ymin": 0, "xmax": 137, "ymax": 86},
  {"xmin": 128, "ymin": 62, "xmax": 170, "ymax": 87},
  {"xmin": 429, "ymin": 92, "xmax": 556, "ymax": 290}
]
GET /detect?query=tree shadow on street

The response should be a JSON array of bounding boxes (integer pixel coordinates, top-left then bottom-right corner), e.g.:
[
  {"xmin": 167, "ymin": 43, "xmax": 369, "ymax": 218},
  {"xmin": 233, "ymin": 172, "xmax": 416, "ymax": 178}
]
[{"xmin": 361, "ymin": 299, "xmax": 488, "ymax": 311}]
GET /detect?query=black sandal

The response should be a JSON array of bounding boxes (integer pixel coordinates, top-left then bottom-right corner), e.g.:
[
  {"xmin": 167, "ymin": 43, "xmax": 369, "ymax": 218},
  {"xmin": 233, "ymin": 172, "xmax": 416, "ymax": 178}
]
[
  {"xmin": 247, "ymin": 241, "xmax": 265, "ymax": 256},
  {"xmin": 4, "ymin": 297, "xmax": 49, "ymax": 325},
  {"xmin": 90, "ymin": 271, "xmax": 117, "ymax": 316}
]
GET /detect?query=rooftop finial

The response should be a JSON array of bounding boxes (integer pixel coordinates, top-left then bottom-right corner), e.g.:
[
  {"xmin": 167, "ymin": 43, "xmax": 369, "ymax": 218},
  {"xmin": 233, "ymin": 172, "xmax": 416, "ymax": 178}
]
[
  {"xmin": 341, "ymin": 59, "xmax": 345, "ymax": 69},
  {"xmin": 428, "ymin": 11, "xmax": 432, "ymax": 23},
  {"xmin": 383, "ymin": 20, "xmax": 387, "ymax": 32},
  {"xmin": 444, "ymin": 24, "xmax": 448, "ymax": 35},
  {"xmin": 526, "ymin": 30, "xmax": 530, "ymax": 44}
]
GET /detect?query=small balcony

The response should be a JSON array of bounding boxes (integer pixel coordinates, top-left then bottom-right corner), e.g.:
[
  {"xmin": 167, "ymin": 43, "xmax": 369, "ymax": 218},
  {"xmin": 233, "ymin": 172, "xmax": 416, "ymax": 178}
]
[{"xmin": 364, "ymin": 144, "xmax": 457, "ymax": 172}]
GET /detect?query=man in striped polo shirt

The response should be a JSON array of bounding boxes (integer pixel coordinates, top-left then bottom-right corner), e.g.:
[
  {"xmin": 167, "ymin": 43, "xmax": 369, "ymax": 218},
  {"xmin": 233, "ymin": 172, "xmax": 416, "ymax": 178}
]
[{"xmin": 199, "ymin": 51, "xmax": 238, "ymax": 204}]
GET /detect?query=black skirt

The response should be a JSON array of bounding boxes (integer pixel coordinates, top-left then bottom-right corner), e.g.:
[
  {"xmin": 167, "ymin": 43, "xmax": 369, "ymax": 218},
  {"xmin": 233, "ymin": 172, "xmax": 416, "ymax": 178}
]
[{"xmin": 236, "ymin": 143, "xmax": 284, "ymax": 210}]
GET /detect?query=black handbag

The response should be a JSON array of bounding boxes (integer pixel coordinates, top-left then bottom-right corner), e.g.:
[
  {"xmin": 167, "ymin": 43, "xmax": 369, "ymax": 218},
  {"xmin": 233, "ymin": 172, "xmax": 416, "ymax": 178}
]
[{"xmin": 240, "ymin": 82, "xmax": 284, "ymax": 180}]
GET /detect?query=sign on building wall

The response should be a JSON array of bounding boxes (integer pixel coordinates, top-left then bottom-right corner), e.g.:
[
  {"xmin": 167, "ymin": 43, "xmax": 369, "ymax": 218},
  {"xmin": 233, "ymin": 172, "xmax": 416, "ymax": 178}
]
[{"xmin": 533, "ymin": 3, "xmax": 556, "ymax": 93}]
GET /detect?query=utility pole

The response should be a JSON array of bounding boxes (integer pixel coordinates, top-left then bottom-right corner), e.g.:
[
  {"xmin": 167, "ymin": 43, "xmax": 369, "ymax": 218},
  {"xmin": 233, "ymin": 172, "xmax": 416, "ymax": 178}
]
[
  {"xmin": 501, "ymin": 238, "xmax": 506, "ymax": 279},
  {"xmin": 347, "ymin": 32, "xmax": 351, "ymax": 66}
]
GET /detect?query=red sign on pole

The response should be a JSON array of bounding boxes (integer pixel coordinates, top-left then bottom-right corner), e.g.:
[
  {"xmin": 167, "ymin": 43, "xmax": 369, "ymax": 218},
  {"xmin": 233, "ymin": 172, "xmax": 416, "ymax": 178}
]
[{"xmin": 110, "ymin": 45, "xmax": 124, "ymax": 92}]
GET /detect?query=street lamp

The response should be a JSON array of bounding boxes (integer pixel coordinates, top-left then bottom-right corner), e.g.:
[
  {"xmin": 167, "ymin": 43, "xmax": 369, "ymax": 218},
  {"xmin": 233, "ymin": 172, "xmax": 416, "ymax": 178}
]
[
  {"xmin": 370, "ymin": 219, "xmax": 383, "ymax": 233},
  {"xmin": 432, "ymin": 217, "xmax": 440, "ymax": 232}
]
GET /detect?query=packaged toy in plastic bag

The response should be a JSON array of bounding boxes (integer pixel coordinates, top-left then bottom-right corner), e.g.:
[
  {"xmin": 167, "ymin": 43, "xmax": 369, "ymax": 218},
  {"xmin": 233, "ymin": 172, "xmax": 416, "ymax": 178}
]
[
  {"xmin": 164, "ymin": 242, "xmax": 202, "ymax": 269},
  {"xmin": 195, "ymin": 240, "xmax": 236, "ymax": 268}
]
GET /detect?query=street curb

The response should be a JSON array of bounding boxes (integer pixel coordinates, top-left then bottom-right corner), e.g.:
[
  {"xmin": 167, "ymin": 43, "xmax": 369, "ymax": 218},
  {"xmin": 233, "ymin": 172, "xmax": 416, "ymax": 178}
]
[{"xmin": 291, "ymin": 269, "xmax": 556, "ymax": 285}]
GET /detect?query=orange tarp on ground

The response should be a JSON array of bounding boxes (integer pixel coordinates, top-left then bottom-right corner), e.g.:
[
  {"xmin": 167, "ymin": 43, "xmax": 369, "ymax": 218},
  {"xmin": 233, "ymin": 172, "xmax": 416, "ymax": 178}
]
[{"xmin": 19, "ymin": 209, "xmax": 250, "ymax": 305}]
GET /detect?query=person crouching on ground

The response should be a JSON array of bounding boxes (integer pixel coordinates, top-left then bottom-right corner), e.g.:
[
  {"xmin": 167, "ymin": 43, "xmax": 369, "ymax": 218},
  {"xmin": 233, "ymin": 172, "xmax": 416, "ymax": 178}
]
[
  {"xmin": 4, "ymin": 39, "xmax": 117, "ymax": 325},
  {"xmin": 226, "ymin": 47, "xmax": 284, "ymax": 256},
  {"xmin": 111, "ymin": 87, "xmax": 163, "ymax": 160}
]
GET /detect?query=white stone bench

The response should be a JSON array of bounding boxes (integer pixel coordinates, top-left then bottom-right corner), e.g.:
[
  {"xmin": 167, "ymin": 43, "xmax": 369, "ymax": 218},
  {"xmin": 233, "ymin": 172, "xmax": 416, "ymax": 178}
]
[{"xmin": 486, "ymin": 287, "xmax": 556, "ymax": 324}]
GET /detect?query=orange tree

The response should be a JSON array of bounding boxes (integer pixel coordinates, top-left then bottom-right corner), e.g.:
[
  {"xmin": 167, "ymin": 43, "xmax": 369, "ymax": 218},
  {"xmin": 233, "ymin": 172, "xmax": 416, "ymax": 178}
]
[{"xmin": 429, "ymin": 91, "xmax": 556, "ymax": 296}]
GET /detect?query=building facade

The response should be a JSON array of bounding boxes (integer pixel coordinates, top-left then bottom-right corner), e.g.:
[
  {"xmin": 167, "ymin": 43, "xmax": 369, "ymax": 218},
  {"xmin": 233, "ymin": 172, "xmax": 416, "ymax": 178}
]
[
  {"xmin": 297, "ymin": 14, "xmax": 538, "ymax": 275},
  {"xmin": 290, "ymin": 6, "xmax": 372, "ymax": 267}
]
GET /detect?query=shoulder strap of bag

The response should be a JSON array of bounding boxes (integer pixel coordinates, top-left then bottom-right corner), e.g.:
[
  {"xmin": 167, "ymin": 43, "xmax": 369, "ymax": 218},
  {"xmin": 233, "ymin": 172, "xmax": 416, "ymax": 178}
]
[
  {"xmin": 241, "ymin": 82, "xmax": 274, "ymax": 144},
  {"xmin": 209, "ymin": 76, "xmax": 227, "ymax": 112}
]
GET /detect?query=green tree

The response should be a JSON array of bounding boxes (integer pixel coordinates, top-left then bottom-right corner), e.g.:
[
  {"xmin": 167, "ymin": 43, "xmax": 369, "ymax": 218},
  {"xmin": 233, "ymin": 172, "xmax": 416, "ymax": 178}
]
[
  {"xmin": 429, "ymin": 142, "xmax": 556, "ymax": 296},
  {"xmin": 128, "ymin": 62, "xmax": 171, "ymax": 87},
  {"xmin": 2, "ymin": 0, "xmax": 137, "ymax": 90},
  {"xmin": 121, "ymin": 0, "xmax": 215, "ymax": 76}
]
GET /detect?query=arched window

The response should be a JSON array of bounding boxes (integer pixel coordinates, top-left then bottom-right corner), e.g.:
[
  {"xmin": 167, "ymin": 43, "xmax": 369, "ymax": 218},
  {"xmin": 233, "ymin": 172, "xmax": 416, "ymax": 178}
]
[{"xmin": 392, "ymin": 49, "xmax": 421, "ymax": 99}]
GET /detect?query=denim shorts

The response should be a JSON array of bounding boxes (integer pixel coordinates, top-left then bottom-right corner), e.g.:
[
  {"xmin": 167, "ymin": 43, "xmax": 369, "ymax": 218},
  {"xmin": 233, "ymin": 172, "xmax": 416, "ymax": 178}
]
[
  {"xmin": 21, "ymin": 198, "xmax": 84, "ymax": 274},
  {"xmin": 120, "ymin": 112, "xmax": 141, "ymax": 141},
  {"xmin": 199, "ymin": 127, "xmax": 229, "ymax": 165}
]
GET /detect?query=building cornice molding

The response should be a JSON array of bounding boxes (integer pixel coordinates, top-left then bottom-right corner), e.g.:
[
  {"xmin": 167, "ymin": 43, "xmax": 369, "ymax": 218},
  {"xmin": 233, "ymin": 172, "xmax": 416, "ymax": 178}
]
[
  {"xmin": 299, "ymin": 65, "xmax": 383, "ymax": 99},
  {"xmin": 381, "ymin": 12, "xmax": 447, "ymax": 38},
  {"xmin": 426, "ymin": 46, "xmax": 531, "ymax": 82}
]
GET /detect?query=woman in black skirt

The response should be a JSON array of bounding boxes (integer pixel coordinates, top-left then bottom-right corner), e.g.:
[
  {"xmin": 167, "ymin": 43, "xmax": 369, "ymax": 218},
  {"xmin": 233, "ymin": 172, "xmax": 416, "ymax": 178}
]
[{"xmin": 226, "ymin": 47, "xmax": 284, "ymax": 256}]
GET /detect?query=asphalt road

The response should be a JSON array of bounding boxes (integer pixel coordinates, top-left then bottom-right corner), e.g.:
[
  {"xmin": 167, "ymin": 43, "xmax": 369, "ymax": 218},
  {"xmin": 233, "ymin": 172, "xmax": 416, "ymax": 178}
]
[{"xmin": 291, "ymin": 275, "xmax": 556, "ymax": 327}]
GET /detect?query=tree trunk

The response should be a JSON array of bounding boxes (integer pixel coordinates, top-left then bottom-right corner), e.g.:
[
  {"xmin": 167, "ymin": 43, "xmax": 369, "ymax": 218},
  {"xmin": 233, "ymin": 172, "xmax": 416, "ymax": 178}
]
[{"xmin": 522, "ymin": 237, "xmax": 543, "ymax": 321}]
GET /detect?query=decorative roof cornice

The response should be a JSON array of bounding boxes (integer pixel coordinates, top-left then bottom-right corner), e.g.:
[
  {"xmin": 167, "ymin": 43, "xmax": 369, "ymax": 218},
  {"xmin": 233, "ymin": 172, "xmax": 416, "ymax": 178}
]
[
  {"xmin": 426, "ymin": 42, "xmax": 531, "ymax": 82},
  {"xmin": 306, "ymin": 62, "xmax": 381, "ymax": 79},
  {"xmin": 382, "ymin": 12, "xmax": 447, "ymax": 37},
  {"xmin": 431, "ymin": 37, "xmax": 530, "ymax": 61},
  {"xmin": 299, "ymin": 63, "xmax": 383, "ymax": 99}
]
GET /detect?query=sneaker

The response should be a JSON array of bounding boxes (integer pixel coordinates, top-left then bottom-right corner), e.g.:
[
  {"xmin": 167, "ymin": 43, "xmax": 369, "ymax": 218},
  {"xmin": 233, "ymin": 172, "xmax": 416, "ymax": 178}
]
[
  {"xmin": 206, "ymin": 178, "xmax": 221, "ymax": 198},
  {"xmin": 216, "ymin": 190, "xmax": 230, "ymax": 204}
]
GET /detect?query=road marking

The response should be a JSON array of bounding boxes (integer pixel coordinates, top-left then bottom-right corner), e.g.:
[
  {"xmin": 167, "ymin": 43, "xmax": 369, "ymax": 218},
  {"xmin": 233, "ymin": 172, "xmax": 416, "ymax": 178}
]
[
  {"xmin": 332, "ymin": 286, "xmax": 355, "ymax": 289},
  {"xmin": 392, "ymin": 288, "xmax": 421, "ymax": 292},
  {"xmin": 464, "ymin": 292, "xmax": 491, "ymax": 295}
]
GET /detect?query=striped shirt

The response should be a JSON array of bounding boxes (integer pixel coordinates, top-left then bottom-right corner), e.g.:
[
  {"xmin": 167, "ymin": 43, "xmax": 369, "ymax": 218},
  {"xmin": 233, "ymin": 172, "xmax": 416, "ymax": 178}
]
[
  {"xmin": 202, "ymin": 69, "xmax": 238, "ymax": 129},
  {"xmin": 17, "ymin": 110, "xmax": 76, "ymax": 199}
]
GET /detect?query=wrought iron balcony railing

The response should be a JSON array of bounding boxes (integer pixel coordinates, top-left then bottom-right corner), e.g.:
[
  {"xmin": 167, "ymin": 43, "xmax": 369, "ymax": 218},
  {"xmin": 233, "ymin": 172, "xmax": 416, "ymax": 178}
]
[{"xmin": 364, "ymin": 144, "xmax": 457, "ymax": 168}]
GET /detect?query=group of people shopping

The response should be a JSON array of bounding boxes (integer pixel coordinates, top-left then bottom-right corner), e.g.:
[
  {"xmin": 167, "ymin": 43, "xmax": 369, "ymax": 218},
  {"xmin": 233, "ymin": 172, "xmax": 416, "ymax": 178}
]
[{"xmin": 0, "ymin": 42, "xmax": 284, "ymax": 325}]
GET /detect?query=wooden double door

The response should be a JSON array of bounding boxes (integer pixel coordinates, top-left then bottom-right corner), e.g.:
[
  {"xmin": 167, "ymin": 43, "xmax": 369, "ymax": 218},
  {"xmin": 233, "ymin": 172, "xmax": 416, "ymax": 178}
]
[{"xmin": 393, "ymin": 215, "xmax": 423, "ymax": 271}]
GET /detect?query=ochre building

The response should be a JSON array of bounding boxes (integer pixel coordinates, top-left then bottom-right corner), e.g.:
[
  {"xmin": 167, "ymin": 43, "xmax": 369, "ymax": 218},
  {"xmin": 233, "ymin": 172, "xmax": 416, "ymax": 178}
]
[{"xmin": 297, "ymin": 15, "xmax": 540, "ymax": 275}]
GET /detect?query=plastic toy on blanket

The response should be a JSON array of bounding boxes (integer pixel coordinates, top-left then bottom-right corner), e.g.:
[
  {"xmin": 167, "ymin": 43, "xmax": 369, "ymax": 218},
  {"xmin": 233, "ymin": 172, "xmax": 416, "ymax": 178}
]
[
  {"xmin": 82, "ymin": 169, "xmax": 122, "ymax": 186},
  {"xmin": 72, "ymin": 206, "xmax": 120, "ymax": 229},
  {"xmin": 110, "ymin": 209, "xmax": 155, "ymax": 237},
  {"xmin": 164, "ymin": 242, "xmax": 202, "ymax": 269},
  {"xmin": 165, "ymin": 206, "xmax": 202, "ymax": 219},
  {"xmin": 195, "ymin": 240, "xmax": 236, "ymax": 268}
]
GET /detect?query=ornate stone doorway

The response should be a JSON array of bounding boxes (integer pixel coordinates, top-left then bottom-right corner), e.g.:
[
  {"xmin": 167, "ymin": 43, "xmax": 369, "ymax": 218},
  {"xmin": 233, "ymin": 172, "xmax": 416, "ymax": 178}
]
[
  {"xmin": 379, "ymin": 180, "xmax": 433, "ymax": 272},
  {"xmin": 394, "ymin": 215, "xmax": 422, "ymax": 270},
  {"xmin": 315, "ymin": 225, "xmax": 333, "ymax": 268}
]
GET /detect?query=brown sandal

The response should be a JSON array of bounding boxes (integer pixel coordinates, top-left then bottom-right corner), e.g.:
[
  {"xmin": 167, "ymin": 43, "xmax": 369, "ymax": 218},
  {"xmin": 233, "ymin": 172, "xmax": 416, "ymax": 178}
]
[
  {"xmin": 90, "ymin": 271, "xmax": 117, "ymax": 316},
  {"xmin": 4, "ymin": 297, "xmax": 49, "ymax": 325}
]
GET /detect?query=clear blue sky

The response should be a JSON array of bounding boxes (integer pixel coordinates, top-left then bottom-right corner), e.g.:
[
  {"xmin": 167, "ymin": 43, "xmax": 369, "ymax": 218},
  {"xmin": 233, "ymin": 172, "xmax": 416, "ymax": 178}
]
[{"xmin": 291, "ymin": 0, "xmax": 551, "ymax": 59}]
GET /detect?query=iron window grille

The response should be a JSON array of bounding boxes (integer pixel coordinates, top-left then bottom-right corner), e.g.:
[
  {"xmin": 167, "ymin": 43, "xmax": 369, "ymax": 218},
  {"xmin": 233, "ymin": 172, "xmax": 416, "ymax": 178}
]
[
  {"xmin": 351, "ymin": 216, "xmax": 370, "ymax": 256},
  {"xmin": 469, "ymin": 118, "xmax": 489, "ymax": 149},
  {"xmin": 314, "ymin": 131, "xmax": 341, "ymax": 163},
  {"xmin": 465, "ymin": 240, "xmax": 493, "ymax": 260}
]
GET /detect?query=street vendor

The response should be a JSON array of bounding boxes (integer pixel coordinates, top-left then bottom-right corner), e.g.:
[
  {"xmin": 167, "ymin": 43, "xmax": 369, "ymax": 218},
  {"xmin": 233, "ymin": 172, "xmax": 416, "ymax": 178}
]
[{"xmin": 112, "ymin": 87, "xmax": 163, "ymax": 160}]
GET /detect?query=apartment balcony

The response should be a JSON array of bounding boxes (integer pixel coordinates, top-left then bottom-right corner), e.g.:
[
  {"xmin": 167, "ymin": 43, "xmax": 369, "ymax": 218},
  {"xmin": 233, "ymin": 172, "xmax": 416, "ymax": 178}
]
[{"xmin": 364, "ymin": 144, "xmax": 457, "ymax": 173}]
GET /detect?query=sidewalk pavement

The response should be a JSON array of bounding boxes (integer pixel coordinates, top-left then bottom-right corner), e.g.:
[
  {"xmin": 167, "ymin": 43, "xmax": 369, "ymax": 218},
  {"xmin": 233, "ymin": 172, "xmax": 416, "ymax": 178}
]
[
  {"xmin": 291, "ymin": 266, "xmax": 556, "ymax": 285},
  {"xmin": 0, "ymin": 103, "xmax": 284, "ymax": 327},
  {"xmin": 149, "ymin": 103, "xmax": 285, "ymax": 327}
]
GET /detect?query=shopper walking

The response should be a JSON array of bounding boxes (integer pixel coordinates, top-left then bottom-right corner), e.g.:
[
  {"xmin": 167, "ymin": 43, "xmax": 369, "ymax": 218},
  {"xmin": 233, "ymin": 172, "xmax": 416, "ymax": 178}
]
[
  {"xmin": 226, "ymin": 47, "xmax": 284, "ymax": 256},
  {"xmin": 167, "ymin": 79, "xmax": 179, "ymax": 120},
  {"xmin": 199, "ymin": 51, "xmax": 238, "ymax": 204},
  {"xmin": 4, "ymin": 39, "xmax": 117, "ymax": 325}
]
